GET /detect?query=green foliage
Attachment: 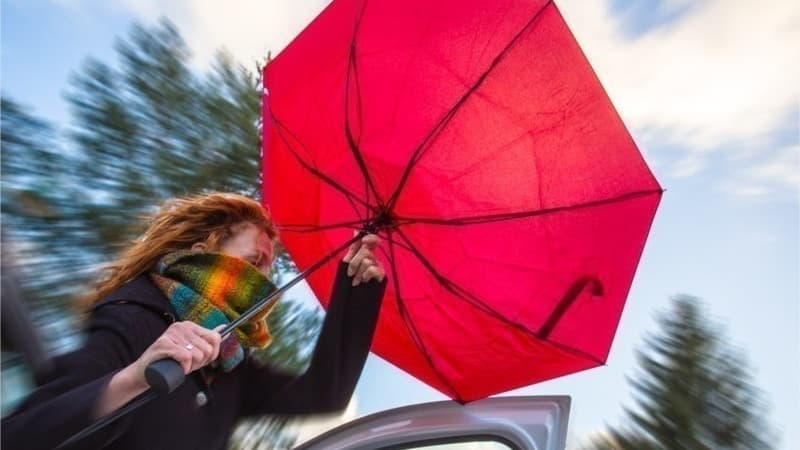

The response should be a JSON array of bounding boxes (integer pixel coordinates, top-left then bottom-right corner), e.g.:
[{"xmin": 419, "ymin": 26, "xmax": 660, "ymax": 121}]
[
  {"xmin": 1, "ymin": 19, "xmax": 297, "ymax": 306},
  {"xmin": 256, "ymin": 299, "xmax": 324, "ymax": 375},
  {"xmin": 1, "ymin": 98, "xmax": 89, "ymax": 302},
  {"xmin": 65, "ymin": 19, "xmax": 263, "ymax": 255},
  {"xmin": 229, "ymin": 415, "xmax": 298, "ymax": 450},
  {"xmin": 2, "ymin": 18, "xmax": 318, "ymax": 449},
  {"xmin": 582, "ymin": 296, "xmax": 773, "ymax": 450},
  {"xmin": 68, "ymin": 20, "xmax": 263, "ymax": 200}
]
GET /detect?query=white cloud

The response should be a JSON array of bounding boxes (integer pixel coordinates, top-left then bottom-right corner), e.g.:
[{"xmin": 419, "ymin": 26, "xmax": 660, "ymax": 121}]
[
  {"xmin": 560, "ymin": 0, "xmax": 799, "ymax": 148},
  {"xmin": 86, "ymin": 0, "xmax": 798, "ymax": 195},
  {"xmin": 558, "ymin": 0, "xmax": 799, "ymax": 184},
  {"xmin": 722, "ymin": 182, "xmax": 772, "ymax": 198},
  {"xmin": 724, "ymin": 144, "xmax": 800, "ymax": 197},
  {"xmin": 108, "ymin": 0, "xmax": 330, "ymax": 68},
  {"xmin": 750, "ymin": 144, "xmax": 800, "ymax": 189},
  {"xmin": 670, "ymin": 154, "xmax": 706, "ymax": 178},
  {"xmin": 94, "ymin": 0, "xmax": 798, "ymax": 143}
]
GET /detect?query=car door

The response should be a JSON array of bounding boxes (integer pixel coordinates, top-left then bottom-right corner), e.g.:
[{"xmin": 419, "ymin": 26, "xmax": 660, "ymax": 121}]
[{"xmin": 293, "ymin": 396, "xmax": 570, "ymax": 450}]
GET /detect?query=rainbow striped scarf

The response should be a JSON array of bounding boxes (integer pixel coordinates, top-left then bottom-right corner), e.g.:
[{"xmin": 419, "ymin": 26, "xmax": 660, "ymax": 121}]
[{"xmin": 150, "ymin": 251, "xmax": 278, "ymax": 372}]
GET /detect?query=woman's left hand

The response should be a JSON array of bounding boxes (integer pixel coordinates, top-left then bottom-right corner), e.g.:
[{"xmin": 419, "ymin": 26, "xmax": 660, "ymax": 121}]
[{"xmin": 343, "ymin": 233, "xmax": 386, "ymax": 286}]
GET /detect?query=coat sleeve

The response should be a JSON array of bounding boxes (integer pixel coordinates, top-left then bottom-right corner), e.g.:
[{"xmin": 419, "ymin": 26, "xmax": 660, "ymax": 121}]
[
  {"xmin": 0, "ymin": 303, "xmax": 160, "ymax": 450},
  {"xmin": 239, "ymin": 261, "xmax": 386, "ymax": 416}
]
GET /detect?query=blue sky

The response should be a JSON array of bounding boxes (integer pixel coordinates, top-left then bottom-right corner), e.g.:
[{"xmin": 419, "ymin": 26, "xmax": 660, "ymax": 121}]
[{"xmin": 2, "ymin": 0, "xmax": 798, "ymax": 448}]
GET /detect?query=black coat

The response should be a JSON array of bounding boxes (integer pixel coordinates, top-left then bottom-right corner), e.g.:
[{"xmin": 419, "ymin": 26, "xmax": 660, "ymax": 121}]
[{"xmin": 2, "ymin": 261, "xmax": 385, "ymax": 450}]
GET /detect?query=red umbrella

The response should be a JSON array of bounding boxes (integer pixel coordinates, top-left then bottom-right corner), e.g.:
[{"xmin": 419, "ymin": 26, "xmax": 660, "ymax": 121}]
[{"xmin": 263, "ymin": 0, "xmax": 662, "ymax": 402}]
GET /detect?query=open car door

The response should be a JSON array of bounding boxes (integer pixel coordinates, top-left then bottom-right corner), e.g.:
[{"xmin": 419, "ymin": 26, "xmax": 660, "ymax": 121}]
[{"xmin": 294, "ymin": 396, "xmax": 570, "ymax": 450}]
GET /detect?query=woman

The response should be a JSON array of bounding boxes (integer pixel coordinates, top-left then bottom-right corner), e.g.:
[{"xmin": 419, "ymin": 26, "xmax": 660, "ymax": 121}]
[{"xmin": 2, "ymin": 193, "xmax": 387, "ymax": 450}]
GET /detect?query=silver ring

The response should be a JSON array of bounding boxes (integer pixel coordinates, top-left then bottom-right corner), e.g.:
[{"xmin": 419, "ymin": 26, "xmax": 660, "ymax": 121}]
[{"xmin": 185, "ymin": 343, "xmax": 194, "ymax": 350}]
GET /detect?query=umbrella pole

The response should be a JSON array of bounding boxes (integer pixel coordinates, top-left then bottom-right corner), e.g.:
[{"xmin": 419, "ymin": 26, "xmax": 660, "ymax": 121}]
[
  {"xmin": 222, "ymin": 230, "xmax": 366, "ymax": 336},
  {"xmin": 57, "ymin": 231, "xmax": 368, "ymax": 448}
]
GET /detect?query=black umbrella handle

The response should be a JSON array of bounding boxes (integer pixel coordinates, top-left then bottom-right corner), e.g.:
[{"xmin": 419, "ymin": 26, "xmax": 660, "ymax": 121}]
[
  {"xmin": 143, "ymin": 231, "xmax": 366, "ymax": 394},
  {"xmin": 144, "ymin": 359, "xmax": 185, "ymax": 395}
]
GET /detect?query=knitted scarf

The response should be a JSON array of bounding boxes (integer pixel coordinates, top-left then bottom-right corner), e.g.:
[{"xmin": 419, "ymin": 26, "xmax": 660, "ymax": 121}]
[{"xmin": 150, "ymin": 251, "xmax": 278, "ymax": 372}]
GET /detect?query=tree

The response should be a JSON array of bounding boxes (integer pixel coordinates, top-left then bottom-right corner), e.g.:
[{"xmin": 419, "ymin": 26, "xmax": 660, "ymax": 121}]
[
  {"xmin": 584, "ymin": 296, "xmax": 773, "ymax": 450},
  {"xmin": 1, "ymin": 98, "xmax": 85, "ymax": 302},
  {"xmin": 65, "ymin": 19, "xmax": 263, "ymax": 257},
  {"xmin": 2, "ymin": 18, "xmax": 321, "ymax": 449},
  {"xmin": 1, "ymin": 18, "xmax": 303, "ymax": 306}
]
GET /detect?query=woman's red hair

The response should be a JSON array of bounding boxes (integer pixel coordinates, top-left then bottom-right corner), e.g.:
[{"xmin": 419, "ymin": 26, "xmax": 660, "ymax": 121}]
[{"xmin": 82, "ymin": 192, "xmax": 277, "ymax": 307}]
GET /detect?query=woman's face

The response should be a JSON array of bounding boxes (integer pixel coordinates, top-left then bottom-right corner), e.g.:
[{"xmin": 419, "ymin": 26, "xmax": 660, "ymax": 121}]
[{"xmin": 217, "ymin": 221, "xmax": 274, "ymax": 276}]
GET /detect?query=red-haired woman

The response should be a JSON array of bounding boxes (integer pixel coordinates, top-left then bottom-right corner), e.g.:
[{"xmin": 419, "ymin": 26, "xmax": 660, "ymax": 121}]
[{"xmin": 2, "ymin": 193, "xmax": 386, "ymax": 450}]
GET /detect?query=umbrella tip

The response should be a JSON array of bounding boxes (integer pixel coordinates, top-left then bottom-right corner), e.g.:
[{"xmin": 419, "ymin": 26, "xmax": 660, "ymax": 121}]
[{"xmin": 363, "ymin": 209, "xmax": 395, "ymax": 234}]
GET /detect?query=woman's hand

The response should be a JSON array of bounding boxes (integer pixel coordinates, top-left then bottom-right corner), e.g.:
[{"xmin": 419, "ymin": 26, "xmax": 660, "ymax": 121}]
[
  {"xmin": 96, "ymin": 322, "xmax": 221, "ymax": 418},
  {"xmin": 134, "ymin": 321, "xmax": 222, "ymax": 377},
  {"xmin": 343, "ymin": 233, "xmax": 386, "ymax": 286}
]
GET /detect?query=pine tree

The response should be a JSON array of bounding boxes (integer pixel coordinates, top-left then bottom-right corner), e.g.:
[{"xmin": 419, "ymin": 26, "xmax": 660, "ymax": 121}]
[
  {"xmin": 584, "ymin": 295, "xmax": 773, "ymax": 450},
  {"xmin": 1, "ymin": 19, "xmax": 303, "ymax": 307},
  {"xmin": 2, "ymin": 19, "xmax": 322, "ymax": 449}
]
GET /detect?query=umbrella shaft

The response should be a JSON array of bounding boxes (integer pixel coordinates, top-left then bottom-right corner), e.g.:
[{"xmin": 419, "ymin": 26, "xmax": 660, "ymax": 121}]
[
  {"xmin": 220, "ymin": 231, "xmax": 365, "ymax": 338},
  {"xmin": 56, "ymin": 390, "xmax": 158, "ymax": 449}
]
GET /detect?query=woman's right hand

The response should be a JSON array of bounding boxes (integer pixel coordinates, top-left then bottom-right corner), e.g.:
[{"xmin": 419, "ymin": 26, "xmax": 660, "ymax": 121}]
[
  {"xmin": 96, "ymin": 322, "xmax": 222, "ymax": 418},
  {"xmin": 133, "ymin": 321, "xmax": 222, "ymax": 378}
]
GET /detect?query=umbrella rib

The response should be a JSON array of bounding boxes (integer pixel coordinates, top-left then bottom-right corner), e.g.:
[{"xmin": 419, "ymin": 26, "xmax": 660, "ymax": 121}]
[
  {"xmin": 385, "ymin": 0, "xmax": 555, "ymax": 212},
  {"xmin": 393, "ymin": 226, "xmax": 604, "ymax": 365},
  {"xmin": 268, "ymin": 106, "xmax": 375, "ymax": 212},
  {"xmin": 393, "ymin": 226, "xmax": 522, "ymax": 321},
  {"xmin": 394, "ymin": 188, "xmax": 664, "ymax": 226},
  {"xmin": 344, "ymin": 0, "xmax": 386, "ymax": 211},
  {"xmin": 277, "ymin": 219, "xmax": 370, "ymax": 233},
  {"xmin": 386, "ymin": 234, "xmax": 464, "ymax": 401}
]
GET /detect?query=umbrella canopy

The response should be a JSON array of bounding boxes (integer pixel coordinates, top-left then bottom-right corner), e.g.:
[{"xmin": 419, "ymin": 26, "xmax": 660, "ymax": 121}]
[{"xmin": 263, "ymin": 0, "xmax": 662, "ymax": 402}]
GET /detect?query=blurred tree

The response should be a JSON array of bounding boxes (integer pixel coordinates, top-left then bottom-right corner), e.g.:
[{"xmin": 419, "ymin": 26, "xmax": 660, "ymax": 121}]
[
  {"xmin": 258, "ymin": 301, "xmax": 324, "ymax": 374},
  {"xmin": 66, "ymin": 19, "xmax": 263, "ymax": 257},
  {"xmin": 1, "ymin": 99, "xmax": 61, "ymax": 199},
  {"xmin": 1, "ymin": 98, "xmax": 88, "ymax": 303},
  {"xmin": 1, "ymin": 19, "xmax": 300, "ymax": 306},
  {"xmin": 2, "ymin": 18, "xmax": 322, "ymax": 448},
  {"xmin": 229, "ymin": 415, "xmax": 297, "ymax": 450},
  {"xmin": 583, "ymin": 295, "xmax": 773, "ymax": 450},
  {"xmin": 1, "ymin": 97, "xmax": 94, "ymax": 364}
]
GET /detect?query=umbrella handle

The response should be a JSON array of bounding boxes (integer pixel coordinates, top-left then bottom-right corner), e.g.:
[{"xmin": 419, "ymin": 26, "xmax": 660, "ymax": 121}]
[{"xmin": 144, "ymin": 359, "xmax": 185, "ymax": 395}]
